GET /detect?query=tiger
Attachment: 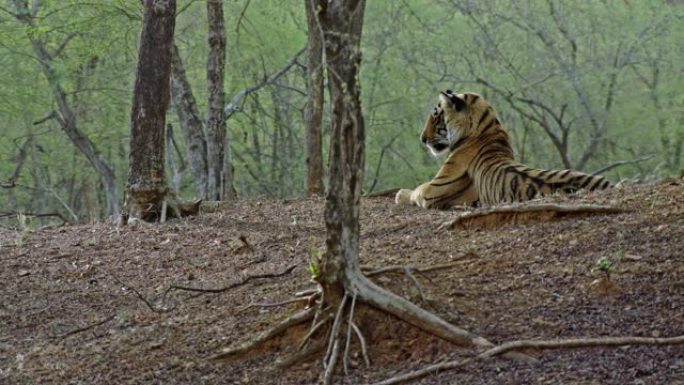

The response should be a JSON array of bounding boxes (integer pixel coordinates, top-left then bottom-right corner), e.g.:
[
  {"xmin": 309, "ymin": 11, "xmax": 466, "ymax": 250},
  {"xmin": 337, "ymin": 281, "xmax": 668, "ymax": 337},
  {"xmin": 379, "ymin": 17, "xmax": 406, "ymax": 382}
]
[{"xmin": 395, "ymin": 90, "xmax": 611, "ymax": 209}]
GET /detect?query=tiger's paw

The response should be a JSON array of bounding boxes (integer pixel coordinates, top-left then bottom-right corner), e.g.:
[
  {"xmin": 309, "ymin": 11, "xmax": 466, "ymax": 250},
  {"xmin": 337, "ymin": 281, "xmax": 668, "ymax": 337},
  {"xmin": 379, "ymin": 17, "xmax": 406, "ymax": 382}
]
[{"xmin": 395, "ymin": 189, "xmax": 413, "ymax": 205}]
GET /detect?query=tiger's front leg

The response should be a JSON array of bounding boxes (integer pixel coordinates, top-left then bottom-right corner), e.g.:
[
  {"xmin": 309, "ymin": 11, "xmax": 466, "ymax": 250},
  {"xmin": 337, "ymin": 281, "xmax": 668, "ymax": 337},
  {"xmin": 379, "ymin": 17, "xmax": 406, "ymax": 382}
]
[
  {"xmin": 395, "ymin": 183, "xmax": 437, "ymax": 208},
  {"xmin": 396, "ymin": 179, "xmax": 478, "ymax": 209}
]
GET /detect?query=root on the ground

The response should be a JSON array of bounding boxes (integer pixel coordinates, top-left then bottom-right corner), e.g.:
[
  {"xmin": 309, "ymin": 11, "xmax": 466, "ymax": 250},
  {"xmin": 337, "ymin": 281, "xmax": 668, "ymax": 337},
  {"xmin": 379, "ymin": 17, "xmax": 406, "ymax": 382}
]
[
  {"xmin": 372, "ymin": 335, "xmax": 684, "ymax": 385},
  {"xmin": 210, "ymin": 307, "xmax": 315, "ymax": 361},
  {"xmin": 439, "ymin": 203, "xmax": 627, "ymax": 231},
  {"xmin": 211, "ymin": 270, "xmax": 535, "ymax": 384}
]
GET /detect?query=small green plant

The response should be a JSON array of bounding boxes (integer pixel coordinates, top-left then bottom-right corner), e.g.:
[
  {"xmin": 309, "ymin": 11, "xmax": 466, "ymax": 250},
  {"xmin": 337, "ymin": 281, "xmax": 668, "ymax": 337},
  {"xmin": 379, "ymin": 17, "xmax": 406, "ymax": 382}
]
[
  {"xmin": 591, "ymin": 257, "xmax": 614, "ymax": 280},
  {"xmin": 307, "ymin": 246, "xmax": 324, "ymax": 281}
]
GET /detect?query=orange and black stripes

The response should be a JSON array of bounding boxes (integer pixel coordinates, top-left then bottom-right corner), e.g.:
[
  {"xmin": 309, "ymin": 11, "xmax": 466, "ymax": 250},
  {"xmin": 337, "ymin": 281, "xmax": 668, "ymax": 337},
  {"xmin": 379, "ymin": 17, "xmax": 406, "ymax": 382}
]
[{"xmin": 396, "ymin": 91, "xmax": 611, "ymax": 209}]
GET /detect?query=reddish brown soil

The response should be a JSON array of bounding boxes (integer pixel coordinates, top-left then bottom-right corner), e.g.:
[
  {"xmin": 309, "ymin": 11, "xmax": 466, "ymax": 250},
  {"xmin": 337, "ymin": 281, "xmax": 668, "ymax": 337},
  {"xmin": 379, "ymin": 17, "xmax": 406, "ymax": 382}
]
[{"xmin": 1, "ymin": 181, "xmax": 683, "ymax": 385}]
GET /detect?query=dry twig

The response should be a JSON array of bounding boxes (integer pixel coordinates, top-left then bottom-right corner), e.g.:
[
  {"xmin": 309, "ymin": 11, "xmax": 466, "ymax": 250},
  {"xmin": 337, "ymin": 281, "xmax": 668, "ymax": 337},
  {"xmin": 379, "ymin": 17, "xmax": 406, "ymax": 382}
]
[
  {"xmin": 57, "ymin": 315, "xmax": 115, "ymax": 339},
  {"xmin": 164, "ymin": 264, "xmax": 297, "ymax": 299}
]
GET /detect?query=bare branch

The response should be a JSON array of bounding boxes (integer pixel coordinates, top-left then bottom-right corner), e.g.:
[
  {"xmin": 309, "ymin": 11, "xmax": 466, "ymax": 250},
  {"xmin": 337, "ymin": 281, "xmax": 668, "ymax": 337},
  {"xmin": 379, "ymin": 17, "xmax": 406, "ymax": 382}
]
[
  {"xmin": 223, "ymin": 47, "xmax": 305, "ymax": 119},
  {"xmin": 163, "ymin": 264, "xmax": 297, "ymax": 299},
  {"xmin": 591, "ymin": 155, "xmax": 655, "ymax": 176},
  {"xmin": 51, "ymin": 32, "xmax": 78, "ymax": 59}
]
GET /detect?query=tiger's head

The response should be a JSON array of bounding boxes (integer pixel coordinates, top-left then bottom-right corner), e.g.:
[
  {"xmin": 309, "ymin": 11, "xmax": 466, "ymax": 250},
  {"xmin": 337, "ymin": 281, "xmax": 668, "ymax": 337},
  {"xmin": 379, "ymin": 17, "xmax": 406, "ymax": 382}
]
[{"xmin": 421, "ymin": 90, "xmax": 494, "ymax": 156}]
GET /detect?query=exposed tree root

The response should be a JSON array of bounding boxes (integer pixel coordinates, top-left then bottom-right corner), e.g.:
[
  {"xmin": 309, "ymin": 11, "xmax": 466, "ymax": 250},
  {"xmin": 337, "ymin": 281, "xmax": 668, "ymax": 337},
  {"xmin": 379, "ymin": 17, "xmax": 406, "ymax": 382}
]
[
  {"xmin": 438, "ymin": 203, "xmax": 628, "ymax": 231},
  {"xmin": 351, "ymin": 322, "xmax": 371, "ymax": 368},
  {"xmin": 372, "ymin": 335, "xmax": 684, "ymax": 385},
  {"xmin": 322, "ymin": 339, "xmax": 341, "ymax": 385},
  {"xmin": 211, "ymin": 264, "xmax": 536, "ymax": 382},
  {"xmin": 343, "ymin": 293, "xmax": 359, "ymax": 374},
  {"xmin": 298, "ymin": 313, "xmax": 333, "ymax": 351},
  {"xmin": 275, "ymin": 339, "xmax": 327, "ymax": 369},
  {"xmin": 237, "ymin": 297, "xmax": 312, "ymax": 313},
  {"xmin": 210, "ymin": 307, "xmax": 315, "ymax": 361}
]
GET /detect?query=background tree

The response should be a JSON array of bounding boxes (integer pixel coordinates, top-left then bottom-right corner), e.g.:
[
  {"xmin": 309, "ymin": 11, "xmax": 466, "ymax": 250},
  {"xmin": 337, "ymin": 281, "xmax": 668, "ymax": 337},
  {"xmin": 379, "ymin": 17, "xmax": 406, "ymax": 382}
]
[
  {"xmin": 6, "ymin": 0, "xmax": 120, "ymax": 218},
  {"xmin": 170, "ymin": 43, "xmax": 209, "ymax": 199},
  {"xmin": 303, "ymin": 0, "xmax": 325, "ymax": 196},
  {"xmin": 205, "ymin": 0, "xmax": 235, "ymax": 200},
  {"xmin": 125, "ymin": 0, "xmax": 176, "ymax": 221},
  {"xmin": 211, "ymin": 1, "xmax": 530, "ymax": 382},
  {"xmin": 1, "ymin": 0, "xmax": 682, "ymax": 225}
]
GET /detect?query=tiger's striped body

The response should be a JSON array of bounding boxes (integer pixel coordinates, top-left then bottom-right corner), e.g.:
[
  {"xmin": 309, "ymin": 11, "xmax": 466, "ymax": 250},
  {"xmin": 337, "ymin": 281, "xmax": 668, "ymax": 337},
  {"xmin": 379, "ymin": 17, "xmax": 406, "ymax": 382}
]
[{"xmin": 396, "ymin": 91, "xmax": 610, "ymax": 209}]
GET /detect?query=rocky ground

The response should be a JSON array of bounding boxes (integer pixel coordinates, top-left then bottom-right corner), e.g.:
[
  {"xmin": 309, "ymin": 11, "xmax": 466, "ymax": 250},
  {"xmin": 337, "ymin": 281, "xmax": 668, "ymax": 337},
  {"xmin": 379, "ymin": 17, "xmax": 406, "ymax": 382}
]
[{"xmin": 1, "ymin": 180, "xmax": 683, "ymax": 384}]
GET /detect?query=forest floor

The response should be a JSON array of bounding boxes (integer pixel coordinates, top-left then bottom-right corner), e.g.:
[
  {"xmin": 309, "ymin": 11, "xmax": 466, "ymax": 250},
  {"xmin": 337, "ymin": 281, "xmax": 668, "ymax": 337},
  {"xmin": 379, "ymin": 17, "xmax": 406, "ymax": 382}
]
[{"xmin": 1, "ymin": 180, "xmax": 683, "ymax": 385}]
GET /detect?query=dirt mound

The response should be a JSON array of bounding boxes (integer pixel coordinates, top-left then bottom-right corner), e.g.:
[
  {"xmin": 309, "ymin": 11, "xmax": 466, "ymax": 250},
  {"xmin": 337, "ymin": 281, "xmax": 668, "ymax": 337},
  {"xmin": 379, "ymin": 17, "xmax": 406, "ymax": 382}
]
[{"xmin": 1, "ymin": 181, "xmax": 683, "ymax": 384}]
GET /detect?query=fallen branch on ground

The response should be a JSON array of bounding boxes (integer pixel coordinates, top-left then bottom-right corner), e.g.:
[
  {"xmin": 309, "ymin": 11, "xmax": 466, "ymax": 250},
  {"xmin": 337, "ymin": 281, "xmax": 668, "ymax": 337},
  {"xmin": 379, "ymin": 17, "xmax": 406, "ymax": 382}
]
[
  {"xmin": 165, "ymin": 264, "xmax": 297, "ymax": 298},
  {"xmin": 110, "ymin": 273, "xmax": 165, "ymax": 313},
  {"xmin": 372, "ymin": 335, "xmax": 684, "ymax": 385},
  {"xmin": 57, "ymin": 315, "xmax": 115, "ymax": 339},
  {"xmin": 438, "ymin": 204, "xmax": 627, "ymax": 231}
]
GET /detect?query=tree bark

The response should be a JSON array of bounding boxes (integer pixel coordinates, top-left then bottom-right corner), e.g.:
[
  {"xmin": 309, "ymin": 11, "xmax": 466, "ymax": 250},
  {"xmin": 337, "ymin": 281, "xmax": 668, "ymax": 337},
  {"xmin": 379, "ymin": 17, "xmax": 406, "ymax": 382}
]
[
  {"xmin": 9, "ymin": 0, "xmax": 120, "ymax": 218},
  {"xmin": 304, "ymin": 0, "xmax": 325, "ymax": 196},
  {"xmin": 206, "ymin": 0, "xmax": 235, "ymax": 200},
  {"xmin": 316, "ymin": 0, "xmax": 367, "ymax": 304},
  {"xmin": 170, "ymin": 44, "xmax": 208, "ymax": 199},
  {"xmin": 126, "ymin": 0, "xmax": 176, "ymax": 221}
]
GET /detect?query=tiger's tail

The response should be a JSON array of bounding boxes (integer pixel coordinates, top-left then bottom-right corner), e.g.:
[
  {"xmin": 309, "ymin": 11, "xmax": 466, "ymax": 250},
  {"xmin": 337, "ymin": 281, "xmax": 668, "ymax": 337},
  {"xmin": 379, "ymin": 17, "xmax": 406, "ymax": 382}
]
[{"xmin": 490, "ymin": 164, "xmax": 611, "ymax": 203}]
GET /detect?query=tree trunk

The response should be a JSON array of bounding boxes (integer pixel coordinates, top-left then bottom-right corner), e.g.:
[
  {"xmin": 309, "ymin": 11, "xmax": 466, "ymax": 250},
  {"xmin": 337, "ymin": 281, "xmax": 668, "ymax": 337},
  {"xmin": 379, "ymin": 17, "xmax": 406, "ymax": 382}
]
[
  {"xmin": 304, "ymin": 0, "xmax": 325, "ymax": 196},
  {"xmin": 206, "ymin": 0, "xmax": 235, "ymax": 200},
  {"xmin": 317, "ymin": 0, "xmax": 493, "ymax": 357},
  {"xmin": 9, "ymin": 0, "xmax": 120, "ymax": 219},
  {"xmin": 126, "ymin": 0, "xmax": 176, "ymax": 221},
  {"xmin": 318, "ymin": 0, "xmax": 367, "ymax": 294},
  {"xmin": 170, "ymin": 44, "xmax": 208, "ymax": 199}
]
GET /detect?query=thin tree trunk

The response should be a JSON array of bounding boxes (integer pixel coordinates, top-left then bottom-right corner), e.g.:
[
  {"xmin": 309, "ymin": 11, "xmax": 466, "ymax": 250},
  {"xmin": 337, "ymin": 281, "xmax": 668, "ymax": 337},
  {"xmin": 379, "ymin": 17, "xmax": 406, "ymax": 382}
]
[
  {"xmin": 304, "ymin": 0, "xmax": 325, "ymax": 196},
  {"xmin": 317, "ymin": 0, "xmax": 367, "ymax": 301},
  {"xmin": 206, "ymin": 0, "xmax": 234, "ymax": 200},
  {"xmin": 317, "ymin": 0, "xmax": 494, "ymax": 355},
  {"xmin": 170, "ymin": 44, "xmax": 208, "ymax": 199},
  {"xmin": 9, "ymin": 0, "xmax": 120, "ymax": 218},
  {"xmin": 126, "ymin": 0, "xmax": 176, "ymax": 221}
]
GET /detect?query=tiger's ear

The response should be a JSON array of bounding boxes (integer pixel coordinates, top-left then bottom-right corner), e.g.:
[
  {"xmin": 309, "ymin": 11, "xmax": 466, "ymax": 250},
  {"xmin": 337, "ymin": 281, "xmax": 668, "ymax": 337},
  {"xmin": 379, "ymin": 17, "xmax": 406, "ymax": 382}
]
[{"xmin": 441, "ymin": 91, "xmax": 466, "ymax": 112}]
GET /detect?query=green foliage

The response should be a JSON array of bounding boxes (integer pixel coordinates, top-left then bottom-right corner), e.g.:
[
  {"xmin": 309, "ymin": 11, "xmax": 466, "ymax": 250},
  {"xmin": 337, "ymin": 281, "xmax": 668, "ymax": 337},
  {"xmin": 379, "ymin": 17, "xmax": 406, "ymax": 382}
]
[
  {"xmin": 591, "ymin": 257, "xmax": 614, "ymax": 279},
  {"xmin": 307, "ymin": 246, "xmax": 324, "ymax": 281},
  {"xmin": 1, "ymin": 0, "xmax": 682, "ymax": 222}
]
